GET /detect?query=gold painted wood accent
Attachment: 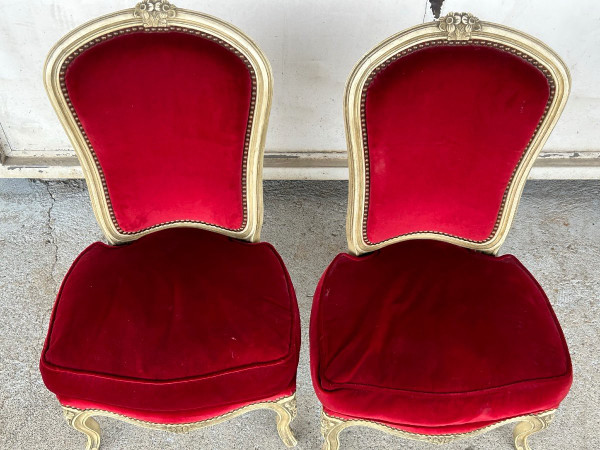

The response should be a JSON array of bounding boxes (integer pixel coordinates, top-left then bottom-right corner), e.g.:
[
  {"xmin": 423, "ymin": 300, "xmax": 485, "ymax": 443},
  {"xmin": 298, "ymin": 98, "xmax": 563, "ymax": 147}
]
[
  {"xmin": 344, "ymin": 15, "xmax": 571, "ymax": 255},
  {"xmin": 320, "ymin": 409, "xmax": 556, "ymax": 450},
  {"xmin": 438, "ymin": 12, "xmax": 482, "ymax": 40},
  {"xmin": 62, "ymin": 394, "xmax": 297, "ymax": 449},
  {"xmin": 63, "ymin": 408, "xmax": 101, "ymax": 450},
  {"xmin": 514, "ymin": 411, "xmax": 555, "ymax": 450},
  {"xmin": 134, "ymin": 1, "xmax": 177, "ymax": 28},
  {"xmin": 44, "ymin": 3, "xmax": 273, "ymax": 244}
]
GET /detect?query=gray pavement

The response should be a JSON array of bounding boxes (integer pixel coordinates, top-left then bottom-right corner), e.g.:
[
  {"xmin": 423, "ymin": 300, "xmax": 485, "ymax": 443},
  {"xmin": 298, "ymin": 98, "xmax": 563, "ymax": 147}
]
[{"xmin": 0, "ymin": 179, "xmax": 598, "ymax": 449}]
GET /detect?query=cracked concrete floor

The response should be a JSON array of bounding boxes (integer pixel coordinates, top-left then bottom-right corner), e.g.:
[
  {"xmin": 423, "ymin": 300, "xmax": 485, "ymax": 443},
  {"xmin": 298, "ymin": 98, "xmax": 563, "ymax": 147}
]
[{"xmin": 0, "ymin": 179, "xmax": 599, "ymax": 449}]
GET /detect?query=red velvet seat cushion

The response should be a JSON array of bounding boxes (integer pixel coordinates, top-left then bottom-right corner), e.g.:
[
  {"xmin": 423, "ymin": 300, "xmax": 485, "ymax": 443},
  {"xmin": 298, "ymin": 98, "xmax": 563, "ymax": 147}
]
[
  {"xmin": 40, "ymin": 228, "xmax": 300, "ymax": 423},
  {"xmin": 310, "ymin": 240, "xmax": 571, "ymax": 434}
]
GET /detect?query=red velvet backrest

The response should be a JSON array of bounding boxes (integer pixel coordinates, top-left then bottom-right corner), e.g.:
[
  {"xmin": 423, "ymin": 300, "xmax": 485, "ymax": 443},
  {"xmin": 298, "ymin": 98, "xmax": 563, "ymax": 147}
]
[
  {"xmin": 46, "ymin": 9, "xmax": 272, "ymax": 244},
  {"xmin": 363, "ymin": 44, "xmax": 550, "ymax": 245},
  {"xmin": 63, "ymin": 30, "xmax": 254, "ymax": 236},
  {"xmin": 345, "ymin": 21, "xmax": 570, "ymax": 255}
]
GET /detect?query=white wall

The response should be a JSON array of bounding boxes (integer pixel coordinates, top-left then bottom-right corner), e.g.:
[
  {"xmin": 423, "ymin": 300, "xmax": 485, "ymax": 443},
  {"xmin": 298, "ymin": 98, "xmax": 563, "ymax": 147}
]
[{"xmin": 0, "ymin": 0, "xmax": 598, "ymax": 169}]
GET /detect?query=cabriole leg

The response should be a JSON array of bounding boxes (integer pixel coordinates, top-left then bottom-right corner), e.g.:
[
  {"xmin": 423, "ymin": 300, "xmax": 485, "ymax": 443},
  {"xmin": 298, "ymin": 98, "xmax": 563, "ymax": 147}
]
[
  {"xmin": 513, "ymin": 411, "xmax": 555, "ymax": 450},
  {"xmin": 320, "ymin": 411, "xmax": 346, "ymax": 450},
  {"xmin": 273, "ymin": 396, "xmax": 298, "ymax": 447},
  {"xmin": 63, "ymin": 407, "xmax": 101, "ymax": 450}
]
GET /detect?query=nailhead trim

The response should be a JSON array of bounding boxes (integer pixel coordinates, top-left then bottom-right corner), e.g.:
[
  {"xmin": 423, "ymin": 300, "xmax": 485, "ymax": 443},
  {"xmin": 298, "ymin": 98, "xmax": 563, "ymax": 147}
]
[
  {"xmin": 359, "ymin": 39, "xmax": 556, "ymax": 246},
  {"xmin": 60, "ymin": 26, "xmax": 258, "ymax": 235}
]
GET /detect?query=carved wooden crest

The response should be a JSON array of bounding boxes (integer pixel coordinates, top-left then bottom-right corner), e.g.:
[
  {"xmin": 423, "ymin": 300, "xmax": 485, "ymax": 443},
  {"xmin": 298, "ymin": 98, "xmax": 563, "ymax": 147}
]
[
  {"xmin": 134, "ymin": 0, "xmax": 176, "ymax": 28},
  {"xmin": 438, "ymin": 12, "xmax": 481, "ymax": 40}
]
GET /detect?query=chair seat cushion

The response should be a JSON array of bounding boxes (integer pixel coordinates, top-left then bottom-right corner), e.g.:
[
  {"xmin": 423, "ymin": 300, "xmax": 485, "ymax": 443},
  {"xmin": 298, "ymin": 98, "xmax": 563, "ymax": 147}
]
[
  {"xmin": 40, "ymin": 228, "xmax": 300, "ymax": 422},
  {"xmin": 310, "ymin": 239, "xmax": 572, "ymax": 434}
]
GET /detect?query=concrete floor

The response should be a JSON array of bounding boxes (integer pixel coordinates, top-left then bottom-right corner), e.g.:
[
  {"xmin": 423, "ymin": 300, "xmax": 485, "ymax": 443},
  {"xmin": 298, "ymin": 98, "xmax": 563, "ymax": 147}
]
[{"xmin": 0, "ymin": 179, "xmax": 598, "ymax": 449}]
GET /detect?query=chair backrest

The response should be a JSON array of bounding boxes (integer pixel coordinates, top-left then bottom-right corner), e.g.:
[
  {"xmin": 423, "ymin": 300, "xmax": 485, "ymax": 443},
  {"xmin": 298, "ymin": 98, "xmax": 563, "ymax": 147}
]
[
  {"xmin": 45, "ymin": 1, "xmax": 272, "ymax": 244},
  {"xmin": 345, "ymin": 13, "xmax": 570, "ymax": 255}
]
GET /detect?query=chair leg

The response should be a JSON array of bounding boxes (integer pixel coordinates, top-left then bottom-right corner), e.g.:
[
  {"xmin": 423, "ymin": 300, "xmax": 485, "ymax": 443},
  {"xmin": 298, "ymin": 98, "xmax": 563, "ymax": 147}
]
[
  {"xmin": 321, "ymin": 411, "xmax": 346, "ymax": 450},
  {"xmin": 513, "ymin": 411, "xmax": 554, "ymax": 450},
  {"xmin": 63, "ymin": 407, "xmax": 101, "ymax": 450},
  {"xmin": 273, "ymin": 396, "xmax": 298, "ymax": 447}
]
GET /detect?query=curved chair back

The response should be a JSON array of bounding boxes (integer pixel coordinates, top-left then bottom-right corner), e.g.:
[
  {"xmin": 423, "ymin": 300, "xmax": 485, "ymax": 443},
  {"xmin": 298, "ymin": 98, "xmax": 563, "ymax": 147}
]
[
  {"xmin": 45, "ymin": 1, "xmax": 272, "ymax": 244},
  {"xmin": 345, "ymin": 12, "xmax": 570, "ymax": 255}
]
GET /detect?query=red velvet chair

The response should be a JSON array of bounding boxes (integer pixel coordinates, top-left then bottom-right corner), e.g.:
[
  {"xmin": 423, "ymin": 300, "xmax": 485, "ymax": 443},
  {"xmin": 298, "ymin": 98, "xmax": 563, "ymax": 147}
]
[
  {"xmin": 311, "ymin": 13, "xmax": 571, "ymax": 450},
  {"xmin": 40, "ymin": 2, "xmax": 299, "ymax": 449}
]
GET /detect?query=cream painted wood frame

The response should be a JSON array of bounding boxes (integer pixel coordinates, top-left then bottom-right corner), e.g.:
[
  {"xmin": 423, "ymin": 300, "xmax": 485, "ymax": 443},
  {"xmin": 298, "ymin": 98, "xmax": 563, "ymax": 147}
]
[
  {"xmin": 44, "ymin": 2, "xmax": 273, "ymax": 245},
  {"xmin": 345, "ymin": 13, "xmax": 570, "ymax": 256},
  {"xmin": 43, "ymin": 3, "xmax": 297, "ymax": 449}
]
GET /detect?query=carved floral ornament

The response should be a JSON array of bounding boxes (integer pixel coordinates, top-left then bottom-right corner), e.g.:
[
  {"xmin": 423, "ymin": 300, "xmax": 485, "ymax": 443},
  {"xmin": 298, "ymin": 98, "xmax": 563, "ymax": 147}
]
[
  {"xmin": 134, "ymin": 0, "xmax": 177, "ymax": 28},
  {"xmin": 438, "ymin": 12, "xmax": 481, "ymax": 41}
]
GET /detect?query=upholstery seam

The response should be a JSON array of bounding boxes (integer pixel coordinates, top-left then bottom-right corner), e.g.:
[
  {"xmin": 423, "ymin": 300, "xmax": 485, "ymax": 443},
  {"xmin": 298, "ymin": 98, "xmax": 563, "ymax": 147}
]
[
  {"xmin": 509, "ymin": 256, "xmax": 573, "ymax": 370},
  {"xmin": 319, "ymin": 370, "xmax": 571, "ymax": 396},
  {"xmin": 41, "ymin": 242, "xmax": 103, "ymax": 360},
  {"xmin": 42, "ymin": 351, "xmax": 296, "ymax": 385}
]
